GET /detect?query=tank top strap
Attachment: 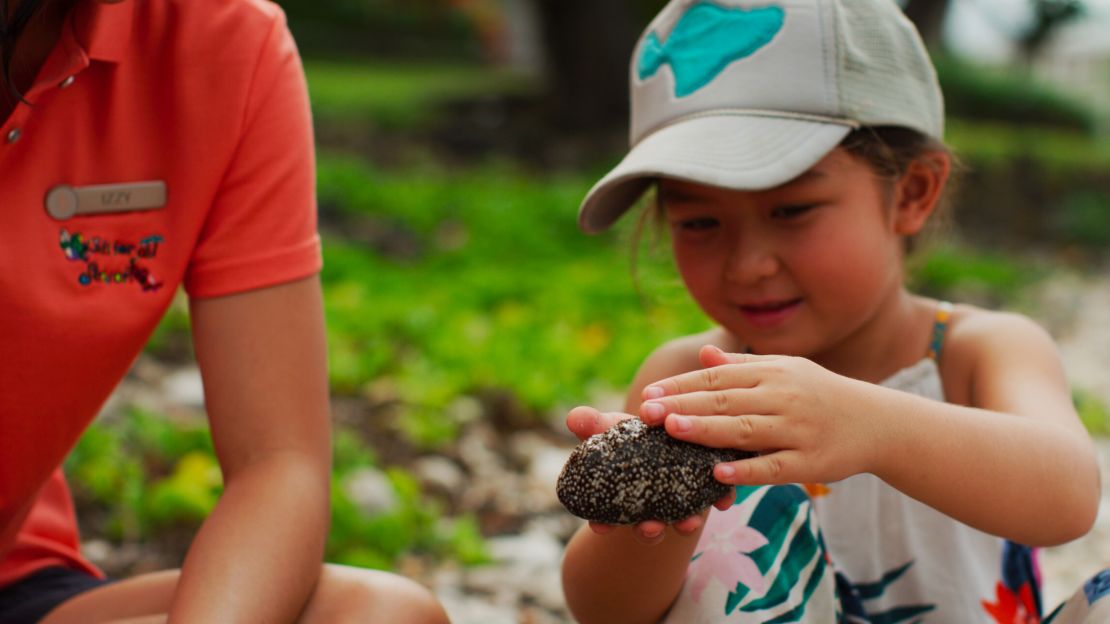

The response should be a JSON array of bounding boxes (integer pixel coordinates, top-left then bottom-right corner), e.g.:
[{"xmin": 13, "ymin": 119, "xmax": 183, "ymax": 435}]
[{"xmin": 926, "ymin": 301, "xmax": 954, "ymax": 361}]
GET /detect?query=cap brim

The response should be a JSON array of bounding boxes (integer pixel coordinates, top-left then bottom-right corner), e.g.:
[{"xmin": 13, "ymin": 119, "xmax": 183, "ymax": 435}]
[{"xmin": 578, "ymin": 115, "xmax": 854, "ymax": 233}]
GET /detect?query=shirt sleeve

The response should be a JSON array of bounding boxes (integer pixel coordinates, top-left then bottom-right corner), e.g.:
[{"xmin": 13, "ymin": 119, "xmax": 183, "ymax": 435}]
[{"xmin": 183, "ymin": 9, "xmax": 321, "ymax": 299}]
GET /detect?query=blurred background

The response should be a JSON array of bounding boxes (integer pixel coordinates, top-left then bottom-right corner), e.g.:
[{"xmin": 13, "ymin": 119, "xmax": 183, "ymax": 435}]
[{"xmin": 72, "ymin": 1, "xmax": 1110, "ymax": 622}]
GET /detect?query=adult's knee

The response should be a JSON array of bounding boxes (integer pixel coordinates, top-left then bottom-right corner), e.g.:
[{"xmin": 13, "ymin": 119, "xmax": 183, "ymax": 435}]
[{"xmin": 307, "ymin": 564, "xmax": 449, "ymax": 624}]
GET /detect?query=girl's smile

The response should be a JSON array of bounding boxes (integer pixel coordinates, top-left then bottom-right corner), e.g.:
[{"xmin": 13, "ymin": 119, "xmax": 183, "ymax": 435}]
[{"xmin": 736, "ymin": 297, "xmax": 804, "ymax": 328}]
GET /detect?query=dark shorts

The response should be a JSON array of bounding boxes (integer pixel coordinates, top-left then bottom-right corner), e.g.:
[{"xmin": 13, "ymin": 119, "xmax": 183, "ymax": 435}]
[{"xmin": 0, "ymin": 567, "xmax": 112, "ymax": 624}]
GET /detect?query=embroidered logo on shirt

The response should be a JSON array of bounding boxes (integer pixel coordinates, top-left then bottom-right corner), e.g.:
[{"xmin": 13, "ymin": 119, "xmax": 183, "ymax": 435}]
[{"xmin": 59, "ymin": 228, "xmax": 164, "ymax": 291}]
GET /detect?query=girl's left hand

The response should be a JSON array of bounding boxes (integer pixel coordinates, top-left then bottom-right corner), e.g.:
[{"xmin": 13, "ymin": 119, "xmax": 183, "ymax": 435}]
[{"xmin": 639, "ymin": 345, "xmax": 887, "ymax": 486}]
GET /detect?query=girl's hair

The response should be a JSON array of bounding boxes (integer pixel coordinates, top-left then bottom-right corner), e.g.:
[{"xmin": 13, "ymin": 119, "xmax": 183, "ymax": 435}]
[
  {"xmin": 840, "ymin": 125, "xmax": 953, "ymax": 196},
  {"xmin": 1, "ymin": 0, "xmax": 50, "ymax": 104},
  {"xmin": 840, "ymin": 125, "xmax": 957, "ymax": 252}
]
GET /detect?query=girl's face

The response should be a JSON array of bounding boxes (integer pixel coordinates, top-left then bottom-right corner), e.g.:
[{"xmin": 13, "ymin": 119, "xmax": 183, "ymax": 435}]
[{"xmin": 662, "ymin": 147, "xmax": 910, "ymax": 359}]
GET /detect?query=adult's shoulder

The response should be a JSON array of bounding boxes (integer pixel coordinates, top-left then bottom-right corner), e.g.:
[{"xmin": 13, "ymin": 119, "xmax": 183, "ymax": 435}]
[
  {"xmin": 135, "ymin": 0, "xmax": 288, "ymax": 34},
  {"xmin": 120, "ymin": 0, "xmax": 307, "ymax": 146},
  {"xmin": 130, "ymin": 0, "xmax": 297, "ymax": 76}
]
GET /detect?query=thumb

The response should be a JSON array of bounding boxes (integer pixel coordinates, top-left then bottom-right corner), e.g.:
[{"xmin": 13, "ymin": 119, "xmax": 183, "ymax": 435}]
[
  {"xmin": 699, "ymin": 344, "xmax": 740, "ymax": 368},
  {"xmin": 698, "ymin": 344, "xmax": 783, "ymax": 368},
  {"xmin": 566, "ymin": 406, "xmax": 633, "ymax": 441}
]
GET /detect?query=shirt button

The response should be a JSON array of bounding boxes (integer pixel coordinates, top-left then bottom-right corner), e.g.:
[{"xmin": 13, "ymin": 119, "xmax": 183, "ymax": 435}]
[
  {"xmin": 6, "ymin": 128, "xmax": 20, "ymax": 144},
  {"xmin": 59, "ymin": 75, "xmax": 75, "ymax": 89}
]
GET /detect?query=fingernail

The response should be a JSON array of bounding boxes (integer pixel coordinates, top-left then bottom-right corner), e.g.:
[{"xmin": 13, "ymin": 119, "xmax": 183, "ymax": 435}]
[
  {"xmin": 642, "ymin": 402, "xmax": 664, "ymax": 421},
  {"xmin": 716, "ymin": 465, "xmax": 736, "ymax": 479},
  {"xmin": 670, "ymin": 415, "xmax": 691, "ymax": 432},
  {"xmin": 643, "ymin": 385, "xmax": 664, "ymax": 400}
]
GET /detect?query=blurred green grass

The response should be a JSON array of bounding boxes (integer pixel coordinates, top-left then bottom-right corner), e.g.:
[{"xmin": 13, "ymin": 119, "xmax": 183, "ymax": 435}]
[
  {"xmin": 302, "ymin": 59, "xmax": 1110, "ymax": 169},
  {"xmin": 67, "ymin": 409, "xmax": 489, "ymax": 571},
  {"xmin": 317, "ymin": 155, "xmax": 709, "ymax": 445},
  {"xmin": 908, "ymin": 243, "xmax": 1045, "ymax": 304},
  {"xmin": 947, "ymin": 119, "xmax": 1110, "ymax": 172},
  {"xmin": 305, "ymin": 60, "xmax": 529, "ymax": 129}
]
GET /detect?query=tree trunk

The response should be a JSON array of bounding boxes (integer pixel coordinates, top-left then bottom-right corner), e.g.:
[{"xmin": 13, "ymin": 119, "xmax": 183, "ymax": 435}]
[
  {"xmin": 1018, "ymin": 0, "xmax": 1084, "ymax": 67},
  {"xmin": 535, "ymin": 0, "xmax": 639, "ymax": 130},
  {"xmin": 902, "ymin": 0, "xmax": 951, "ymax": 50}
]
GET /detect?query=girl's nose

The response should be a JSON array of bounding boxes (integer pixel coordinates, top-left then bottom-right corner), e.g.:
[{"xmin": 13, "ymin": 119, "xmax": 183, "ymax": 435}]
[{"xmin": 724, "ymin": 235, "xmax": 779, "ymax": 284}]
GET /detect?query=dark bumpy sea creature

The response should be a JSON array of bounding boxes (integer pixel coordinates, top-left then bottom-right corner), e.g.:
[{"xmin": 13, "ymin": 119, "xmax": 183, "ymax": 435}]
[{"xmin": 556, "ymin": 418, "xmax": 756, "ymax": 524}]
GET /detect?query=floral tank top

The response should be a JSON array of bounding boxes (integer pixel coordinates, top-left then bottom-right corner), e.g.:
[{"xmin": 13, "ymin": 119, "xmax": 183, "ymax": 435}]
[{"xmin": 661, "ymin": 303, "xmax": 1041, "ymax": 623}]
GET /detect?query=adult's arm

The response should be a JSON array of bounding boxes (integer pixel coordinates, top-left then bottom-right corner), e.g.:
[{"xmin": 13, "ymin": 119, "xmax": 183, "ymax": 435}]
[{"xmin": 167, "ymin": 276, "xmax": 332, "ymax": 622}]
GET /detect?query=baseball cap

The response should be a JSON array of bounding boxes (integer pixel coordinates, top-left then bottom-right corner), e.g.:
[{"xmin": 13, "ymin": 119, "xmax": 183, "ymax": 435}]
[{"xmin": 577, "ymin": 0, "xmax": 944, "ymax": 233}]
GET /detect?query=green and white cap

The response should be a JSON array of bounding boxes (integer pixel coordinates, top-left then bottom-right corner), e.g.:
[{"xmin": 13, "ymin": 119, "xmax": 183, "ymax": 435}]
[{"xmin": 578, "ymin": 0, "xmax": 944, "ymax": 233}]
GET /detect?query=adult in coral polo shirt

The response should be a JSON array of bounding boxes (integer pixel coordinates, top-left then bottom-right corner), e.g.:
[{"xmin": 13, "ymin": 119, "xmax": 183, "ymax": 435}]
[{"xmin": 0, "ymin": 0, "xmax": 448, "ymax": 622}]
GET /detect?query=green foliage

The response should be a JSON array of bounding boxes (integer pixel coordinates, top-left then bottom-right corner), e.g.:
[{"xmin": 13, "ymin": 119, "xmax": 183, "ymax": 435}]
[
  {"xmin": 327, "ymin": 468, "xmax": 436, "ymax": 568},
  {"xmin": 318, "ymin": 155, "xmax": 709, "ymax": 436},
  {"xmin": 1075, "ymin": 389, "xmax": 1110, "ymax": 437},
  {"xmin": 327, "ymin": 451, "xmax": 490, "ymax": 568},
  {"xmin": 333, "ymin": 427, "xmax": 380, "ymax": 470},
  {"xmin": 65, "ymin": 423, "xmax": 147, "ymax": 540},
  {"xmin": 335, "ymin": 429, "xmax": 494, "ymax": 566},
  {"xmin": 277, "ymin": 1, "xmax": 480, "ymax": 60},
  {"xmin": 908, "ymin": 244, "xmax": 1043, "ymax": 303},
  {"xmin": 305, "ymin": 61, "xmax": 529, "ymax": 130},
  {"xmin": 146, "ymin": 452, "xmax": 222, "ymax": 526},
  {"xmin": 946, "ymin": 120, "xmax": 1110, "ymax": 173},
  {"xmin": 145, "ymin": 292, "xmax": 192, "ymax": 359},
  {"xmin": 68, "ymin": 411, "xmax": 488, "ymax": 569},
  {"xmin": 65, "ymin": 408, "xmax": 215, "ymax": 540},
  {"xmin": 442, "ymin": 515, "xmax": 491, "ymax": 566},
  {"xmin": 936, "ymin": 56, "xmax": 1096, "ymax": 133},
  {"xmin": 1050, "ymin": 192, "xmax": 1110, "ymax": 247}
]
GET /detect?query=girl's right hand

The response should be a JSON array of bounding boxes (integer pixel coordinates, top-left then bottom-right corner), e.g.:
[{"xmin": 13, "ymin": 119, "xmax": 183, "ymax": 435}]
[{"xmin": 565, "ymin": 405, "xmax": 734, "ymax": 544}]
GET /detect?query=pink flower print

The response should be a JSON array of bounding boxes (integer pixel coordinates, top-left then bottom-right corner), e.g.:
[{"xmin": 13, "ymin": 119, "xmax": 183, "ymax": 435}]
[{"xmin": 688, "ymin": 505, "xmax": 770, "ymax": 603}]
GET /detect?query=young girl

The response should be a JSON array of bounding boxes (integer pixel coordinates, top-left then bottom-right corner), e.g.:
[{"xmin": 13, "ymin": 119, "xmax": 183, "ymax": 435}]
[
  {"xmin": 0, "ymin": 0, "xmax": 447, "ymax": 622},
  {"xmin": 560, "ymin": 0, "xmax": 1105, "ymax": 622}
]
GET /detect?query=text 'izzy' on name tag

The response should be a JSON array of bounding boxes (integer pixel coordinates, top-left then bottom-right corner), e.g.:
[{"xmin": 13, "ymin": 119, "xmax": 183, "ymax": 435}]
[{"xmin": 45, "ymin": 181, "xmax": 167, "ymax": 220}]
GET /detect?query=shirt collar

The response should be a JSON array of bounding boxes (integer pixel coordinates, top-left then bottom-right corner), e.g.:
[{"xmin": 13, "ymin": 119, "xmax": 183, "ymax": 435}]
[{"xmin": 73, "ymin": 0, "xmax": 134, "ymax": 64}]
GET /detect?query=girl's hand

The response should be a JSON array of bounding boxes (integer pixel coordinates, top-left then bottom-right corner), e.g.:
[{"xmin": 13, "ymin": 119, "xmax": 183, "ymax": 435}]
[
  {"xmin": 638, "ymin": 346, "xmax": 883, "ymax": 486},
  {"xmin": 566, "ymin": 406, "xmax": 734, "ymax": 544}
]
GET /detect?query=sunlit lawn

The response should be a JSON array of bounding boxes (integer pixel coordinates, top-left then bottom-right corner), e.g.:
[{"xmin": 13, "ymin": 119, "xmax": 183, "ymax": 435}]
[{"xmin": 304, "ymin": 60, "xmax": 531, "ymax": 129}]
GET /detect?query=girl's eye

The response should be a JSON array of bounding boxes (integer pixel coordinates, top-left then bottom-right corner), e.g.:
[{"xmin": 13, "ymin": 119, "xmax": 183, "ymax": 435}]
[
  {"xmin": 674, "ymin": 217, "xmax": 719, "ymax": 231},
  {"xmin": 771, "ymin": 204, "xmax": 816, "ymax": 219}
]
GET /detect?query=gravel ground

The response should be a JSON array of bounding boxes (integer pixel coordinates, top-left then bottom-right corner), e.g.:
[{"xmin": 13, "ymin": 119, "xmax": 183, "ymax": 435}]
[
  {"xmin": 1037, "ymin": 271, "xmax": 1110, "ymax": 610},
  {"xmin": 1039, "ymin": 438, "xmax": 1110, "ymax": 610}
]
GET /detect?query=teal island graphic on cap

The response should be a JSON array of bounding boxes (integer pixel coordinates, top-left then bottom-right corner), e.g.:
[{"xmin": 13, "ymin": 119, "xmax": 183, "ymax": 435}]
[{"xmin": 637, "ymin": 2, "xmax": 785, "ymax": 98}]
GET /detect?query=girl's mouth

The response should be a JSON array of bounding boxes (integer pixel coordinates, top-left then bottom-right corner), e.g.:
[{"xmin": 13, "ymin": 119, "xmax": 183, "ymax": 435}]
[{"xmin": 738, "ymin": 298, "xmax": 803, "ymax": 328}]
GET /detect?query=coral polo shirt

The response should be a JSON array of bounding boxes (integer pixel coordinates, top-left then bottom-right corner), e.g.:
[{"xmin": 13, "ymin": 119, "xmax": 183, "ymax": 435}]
[{"xmin": 0, "ymin": 0, "xmax": 321, "ymax": 585}]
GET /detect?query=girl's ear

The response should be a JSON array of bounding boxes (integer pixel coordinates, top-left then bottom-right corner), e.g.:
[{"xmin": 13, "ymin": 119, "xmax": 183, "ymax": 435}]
[{"xmin": 892, "ymin": 151, "xmax": 952, "ymax": 236}]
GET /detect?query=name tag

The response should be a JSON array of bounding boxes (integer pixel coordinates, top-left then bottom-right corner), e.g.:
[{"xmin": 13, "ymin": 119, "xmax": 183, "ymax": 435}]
[{"xmin": 45, "ymin": 181, "xmax": 167, "ymax": 220}]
